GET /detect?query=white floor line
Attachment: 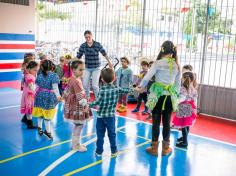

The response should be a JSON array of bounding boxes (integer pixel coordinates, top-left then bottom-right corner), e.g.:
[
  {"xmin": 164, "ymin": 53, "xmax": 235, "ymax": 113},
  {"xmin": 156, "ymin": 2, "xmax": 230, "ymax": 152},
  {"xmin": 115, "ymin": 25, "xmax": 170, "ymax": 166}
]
[
  {"xmin": 118, "ymin": 114, "xmax": 152, "ymax": 125},
  {"xmin": 200, "ymin": 113, "xmax": 236, "ymax": 123},
  {"xmin": 0, "ymin": 105, "xmax": 20, "ymax": 110},
  {"xmin": 38, "ymin": 125, "xmax": 128, "ymax": 176},
  {"xmin": 92, "ymin": 108, "xmax": 236, "ymax": 147},
  {"xmin": 189, "ymin": 133, "xmax": 236, "ymax": 147},
  {"xmin": 118, "ymin": 114, "xmax": 236, "ymax": 147},
  {"xmin": 1, "ymin": 107, "xmax": 235, "ymax": 147},
  {"xmin": 38, "ymin": 137, "xmax": 97, "ymax": 176},
  {"xmin": 91, "ymin": 108, "xmax": 152, "ymax": 125},
  {"xmin": 39, "ymin": 150, "xmax": 76, "ymax": 176}
]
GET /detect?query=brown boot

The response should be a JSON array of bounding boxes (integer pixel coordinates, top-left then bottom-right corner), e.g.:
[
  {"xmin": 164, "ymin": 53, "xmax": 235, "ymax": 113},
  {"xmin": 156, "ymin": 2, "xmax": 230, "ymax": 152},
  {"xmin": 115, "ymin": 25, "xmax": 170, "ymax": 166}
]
[
  {"xmin": 146, "ymin": 141, "xmax": 159, "ymax": 156},
  {"xmin": 162, "ymin": 140, "xmax": 172, "ymax": 156}
]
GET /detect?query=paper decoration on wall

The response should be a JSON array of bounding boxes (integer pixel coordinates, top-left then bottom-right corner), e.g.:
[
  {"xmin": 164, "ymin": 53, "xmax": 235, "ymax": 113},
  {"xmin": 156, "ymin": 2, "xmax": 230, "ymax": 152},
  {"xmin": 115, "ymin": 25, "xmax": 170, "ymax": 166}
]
[
  {"xmin": 181, "ymin": 7, "xmax": 190, "ymax": 13},
  {"xmin": 160, "ymin": 31, "xmax": 172, "ymax": 38},
  {"xmin": 208, "ymin": 7, "xmax": 215, "ymax": 16},
  {"xmin": 183, "ymin": 34, "xmax": 192, "ymax": 41},
  {"xmin": 125, "ymin": 5, "xmax": 130, "ymax": 11}
]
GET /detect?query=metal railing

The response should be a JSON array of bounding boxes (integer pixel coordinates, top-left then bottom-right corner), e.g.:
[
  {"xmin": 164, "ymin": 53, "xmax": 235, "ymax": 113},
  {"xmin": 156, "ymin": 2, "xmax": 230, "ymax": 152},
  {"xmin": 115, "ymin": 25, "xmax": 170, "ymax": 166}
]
[
  {"xmin": 36, "ymin": 0, "xmax": 236, "ymax": 119},
  {"xmin": 36, "ymin": 0, "xmax": 236, "ymax": 88}
]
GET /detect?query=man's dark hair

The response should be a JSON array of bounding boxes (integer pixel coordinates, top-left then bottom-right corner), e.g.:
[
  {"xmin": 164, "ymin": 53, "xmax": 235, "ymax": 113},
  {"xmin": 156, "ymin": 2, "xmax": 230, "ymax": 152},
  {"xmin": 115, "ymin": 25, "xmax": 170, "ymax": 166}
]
[{"xmin": 84, "ymin": 30, "xmax": 92, "ymax": 36}]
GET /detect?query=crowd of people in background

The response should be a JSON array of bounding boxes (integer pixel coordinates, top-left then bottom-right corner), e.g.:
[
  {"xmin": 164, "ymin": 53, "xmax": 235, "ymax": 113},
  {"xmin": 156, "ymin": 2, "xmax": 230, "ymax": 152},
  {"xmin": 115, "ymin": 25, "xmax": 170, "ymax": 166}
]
[{"xmin": 20, "ymin": 30, "xmax": 198, "ymax": 157}]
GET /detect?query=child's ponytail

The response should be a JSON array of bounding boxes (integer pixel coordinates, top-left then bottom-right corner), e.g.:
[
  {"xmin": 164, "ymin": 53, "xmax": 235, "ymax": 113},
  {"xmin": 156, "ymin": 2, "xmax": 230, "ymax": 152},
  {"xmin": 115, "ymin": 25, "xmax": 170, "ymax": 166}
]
[
  {"xmin": 41, "ymin": 60, "xmax": 51, "ymax": 77},
  {"xmin": 156, "ymin": 41, "xmax": 176, "ymax": 60},
  {"xmin": 26, "ymin": 61, "xmax": 38, "ymax": 70},
  {"xmin": 183, "ymin": 76, "xmax": 191, "ymax": 92}
]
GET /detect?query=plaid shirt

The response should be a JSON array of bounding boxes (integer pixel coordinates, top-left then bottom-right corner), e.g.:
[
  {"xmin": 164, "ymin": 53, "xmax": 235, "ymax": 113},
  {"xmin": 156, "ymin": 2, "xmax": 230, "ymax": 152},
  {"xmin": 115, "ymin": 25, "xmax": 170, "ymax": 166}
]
[
  {"xmin": 89, "ymin": 83, "xmax": 130, "ymax": 117},
  {"xmin": 77, "ymin": 41, "xmax": 107, "ymax": 69}
]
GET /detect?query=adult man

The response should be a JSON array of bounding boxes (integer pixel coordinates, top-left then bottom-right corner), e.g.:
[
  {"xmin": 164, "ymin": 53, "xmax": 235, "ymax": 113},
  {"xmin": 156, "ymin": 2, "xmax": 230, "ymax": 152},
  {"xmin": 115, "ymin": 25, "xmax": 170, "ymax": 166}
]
[{"xmin": 77, "ymin": 30, "xmax": 113, "ymax": 99}]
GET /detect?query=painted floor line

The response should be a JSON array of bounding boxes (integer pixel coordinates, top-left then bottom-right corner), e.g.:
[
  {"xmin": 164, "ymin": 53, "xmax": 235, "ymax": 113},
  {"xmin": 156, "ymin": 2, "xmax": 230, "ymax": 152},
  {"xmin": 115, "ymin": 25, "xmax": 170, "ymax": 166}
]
[
  {"xmin": 189, "ymin": 133, "xmax": 236, "ymax": 147},
  {"xmin": 118, "ymin": 130, "xmax": 151, "ymax": 141},
  {"xmin": 38, "ymin": 137, "xmax": 97, "ymax": 176},
  {"xmin": 0, "ymin": 105, "xmax": 20, "ymax": 110},
  {"xmin": 118, "ymin": 130, "xmax": 188, "ymax": 152},
  {"xmin": 117, "ymin": 113, "xmax": 152, "ymax": 125},
  {"xmin": 1, "ymin": 106, "xmax": 235, "ymax": 147},
  {"xmin": 38, "ymin": 125, "xmax": 129, "ymax": 176},
  {"xmin": 95, "ymin": 109, "xmax": 236, "ymax": 147},
  {"xmin": 117, "ymin": 115, "xmax": 236, "ymax": 147},
  {"xmin": 63, "ymin": 140, "xmax": 150, "ymax": 176},
  {"xmin": 0, "ymin": 132, "xmax": 95, "ymax": 164}
]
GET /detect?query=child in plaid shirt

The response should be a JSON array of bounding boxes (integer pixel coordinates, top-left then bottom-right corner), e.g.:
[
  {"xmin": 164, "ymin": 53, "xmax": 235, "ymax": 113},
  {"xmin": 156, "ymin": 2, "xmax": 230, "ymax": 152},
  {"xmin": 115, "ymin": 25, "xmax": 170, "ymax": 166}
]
[{"xmin": 89, "ymin": 68, "xmax": 131, "ymax": 156}]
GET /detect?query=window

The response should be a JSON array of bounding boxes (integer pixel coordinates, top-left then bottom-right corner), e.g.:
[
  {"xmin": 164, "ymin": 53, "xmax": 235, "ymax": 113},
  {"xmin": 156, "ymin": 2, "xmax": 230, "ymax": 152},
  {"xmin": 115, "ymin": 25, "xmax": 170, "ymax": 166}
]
[{"xmin": 0, "ymin": 0, "xmax": 29, "ymax": 6}]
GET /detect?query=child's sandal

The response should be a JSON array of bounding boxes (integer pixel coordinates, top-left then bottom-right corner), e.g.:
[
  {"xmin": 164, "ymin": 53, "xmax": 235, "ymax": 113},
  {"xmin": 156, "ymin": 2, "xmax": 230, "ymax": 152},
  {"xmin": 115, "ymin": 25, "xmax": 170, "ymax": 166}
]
[
  {"xmin": 44, "ymin": 130, "xmax": 53, "ymax": 140},
  {"xmin": 37, "ymin": 127, "xmax": 43, "ymax": 136}
]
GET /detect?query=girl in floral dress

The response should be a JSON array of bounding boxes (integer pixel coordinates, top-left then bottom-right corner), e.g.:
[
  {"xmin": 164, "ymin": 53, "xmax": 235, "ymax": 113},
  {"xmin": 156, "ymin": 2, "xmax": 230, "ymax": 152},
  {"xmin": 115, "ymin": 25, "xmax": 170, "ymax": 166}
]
[
  {"xmin": 172, "ymin": 71, "xmax": 198, "ymax": 148},
  {"xmin": 64, "ymin": 60, "xmax": 90, "ymax": 152},
  {"xmin": 32, "ymin": 60, "xmax": 61, "ymax": 140}
]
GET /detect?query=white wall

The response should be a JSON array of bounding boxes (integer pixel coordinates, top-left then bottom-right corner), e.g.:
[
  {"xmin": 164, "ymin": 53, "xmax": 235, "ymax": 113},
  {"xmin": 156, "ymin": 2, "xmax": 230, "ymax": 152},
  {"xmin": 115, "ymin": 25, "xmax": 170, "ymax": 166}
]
[{"xmin": 0, "ymin": 1, "xmax": 35, "ymax": 34}]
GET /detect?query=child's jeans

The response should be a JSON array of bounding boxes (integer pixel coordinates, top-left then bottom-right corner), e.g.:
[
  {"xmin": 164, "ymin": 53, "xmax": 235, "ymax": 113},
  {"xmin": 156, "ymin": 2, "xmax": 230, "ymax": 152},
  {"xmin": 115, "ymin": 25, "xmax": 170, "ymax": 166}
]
[{"xmin": 96, "ymin": 117, "xmax": 117, "ymax": 154}]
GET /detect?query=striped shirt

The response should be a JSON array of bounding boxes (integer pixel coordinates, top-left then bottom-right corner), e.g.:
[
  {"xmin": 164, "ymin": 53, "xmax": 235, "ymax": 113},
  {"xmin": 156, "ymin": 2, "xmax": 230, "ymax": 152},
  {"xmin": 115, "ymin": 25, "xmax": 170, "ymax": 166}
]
[
  {"xmin": 89, "ymin": 83, "xmax": 130, "ymax": 117},
  {"xmin": 77, "ymin": 41, "xmax": 107, "ymax": 69}
]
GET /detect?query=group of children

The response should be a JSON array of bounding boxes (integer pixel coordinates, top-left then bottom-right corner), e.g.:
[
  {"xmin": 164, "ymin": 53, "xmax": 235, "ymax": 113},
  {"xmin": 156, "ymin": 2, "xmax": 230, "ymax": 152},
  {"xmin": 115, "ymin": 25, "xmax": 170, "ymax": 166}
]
[
  {"xmin": 21, "ymin": 54, "xmax": 62, "ymax": 139},
  {"xmin": 115, "ymin": 57, "xmax": 154, "ymax": 116},
  {"xmin": 134, "ymin": 41, "xmax": 198, "ymax": 156},
  {"xmin": 20, "ymin": 54, "xmax": 132, "ymax": 155},
  {"xmin": 20, "ymin": 40, "xmax": 198, "ymax": 157}
]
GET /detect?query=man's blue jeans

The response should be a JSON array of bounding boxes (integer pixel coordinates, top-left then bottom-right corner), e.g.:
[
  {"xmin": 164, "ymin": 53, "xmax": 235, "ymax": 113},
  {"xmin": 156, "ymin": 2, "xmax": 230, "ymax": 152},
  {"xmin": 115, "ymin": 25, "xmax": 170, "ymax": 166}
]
[{"xmin": 83, "ymin": 67, "xmax": 101, "ymax": 99}]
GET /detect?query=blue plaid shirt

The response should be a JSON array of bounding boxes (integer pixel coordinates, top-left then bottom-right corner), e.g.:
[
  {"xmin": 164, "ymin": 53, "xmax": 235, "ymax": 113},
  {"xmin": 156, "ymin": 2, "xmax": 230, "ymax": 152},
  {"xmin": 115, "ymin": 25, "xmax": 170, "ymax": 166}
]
[
  {"xmin": 89, "ymin": 83, "xmax": 131, "ymax": 117},
  {"xmin": 77, "ymin": 41, "xmax": 107, "ymax": 69}
]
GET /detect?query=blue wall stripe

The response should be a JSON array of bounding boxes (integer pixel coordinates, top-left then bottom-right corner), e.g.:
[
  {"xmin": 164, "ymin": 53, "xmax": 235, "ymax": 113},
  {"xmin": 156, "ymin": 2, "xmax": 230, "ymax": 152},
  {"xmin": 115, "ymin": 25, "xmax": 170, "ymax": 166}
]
[
  {"xmin": 0, "ymin": 53, "xmax": 26, "ymax": 60},
  {"xmin": 0, "ymin": 33, "xmax": 35, "ymax": 41},
  {"xmin": 0, "ymin": 71, "xmax": 22, "ymax": 82}
]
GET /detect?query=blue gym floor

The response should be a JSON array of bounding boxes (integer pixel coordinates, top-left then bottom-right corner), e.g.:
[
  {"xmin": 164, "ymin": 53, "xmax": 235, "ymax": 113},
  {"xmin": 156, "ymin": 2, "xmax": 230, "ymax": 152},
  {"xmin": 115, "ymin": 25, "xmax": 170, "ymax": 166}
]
[{"xmin": 0, "ymin": 88, "xmax": 236, "ymax": 176}]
